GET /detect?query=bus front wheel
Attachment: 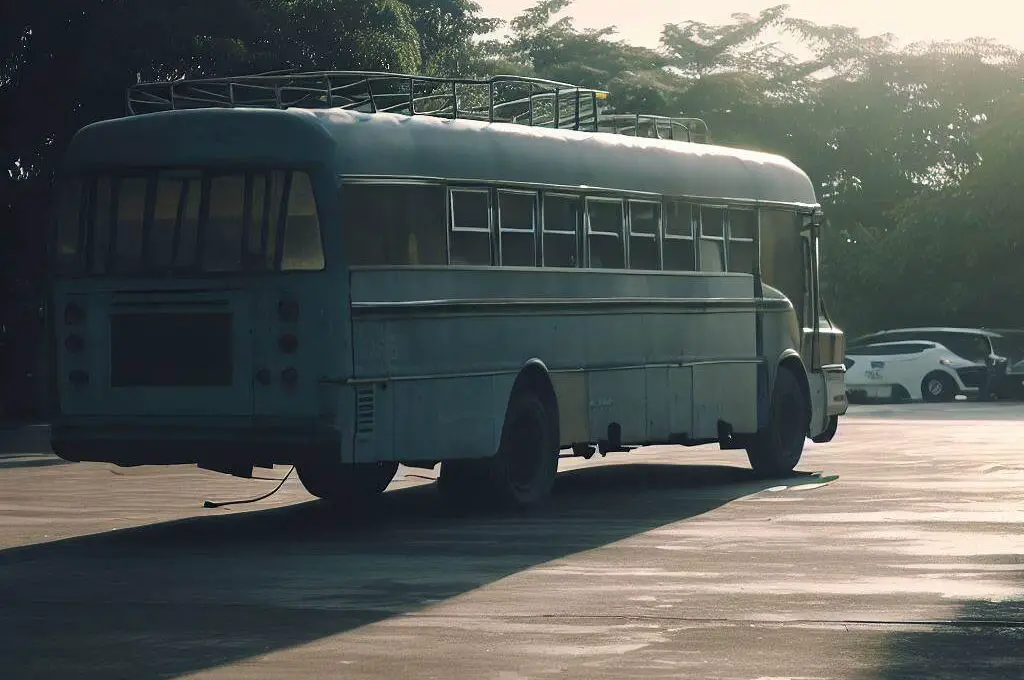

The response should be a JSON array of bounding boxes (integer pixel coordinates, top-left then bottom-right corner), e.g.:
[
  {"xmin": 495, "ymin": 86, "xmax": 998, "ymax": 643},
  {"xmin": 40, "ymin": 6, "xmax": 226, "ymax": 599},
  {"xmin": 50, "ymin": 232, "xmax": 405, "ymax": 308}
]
[
  {"xmin": 439, "ymin": 388, "xmax": 559, "ymax": 509},
  {"xmin": 297, "ymin": 459, "xmax": 398, "ymax": 504},
  {"xmin": 746, "ymin": 367, "xmax": 807, "ymax": 477}
]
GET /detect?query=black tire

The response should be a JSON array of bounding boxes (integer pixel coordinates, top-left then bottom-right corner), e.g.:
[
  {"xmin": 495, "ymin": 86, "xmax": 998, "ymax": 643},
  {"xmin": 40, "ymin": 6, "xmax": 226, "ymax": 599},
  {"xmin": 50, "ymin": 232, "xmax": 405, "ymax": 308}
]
[
  {"xmin": 439, "ymin": 388, "xmax": 559, "ymax": 510},
  {"xmin": 920, "ymin": 371, "xmax": 956, "ymax": 403},
  {"xmin": 297, "ymin": 459, "xmax": 398, "ymax": 504},
  {"xmin": 810, "ymin": 414, "xmax": 839, "ymax": 444},
  {"xmin": 746, "ymin": 367, "xmax": 808, "ymax": 477}
]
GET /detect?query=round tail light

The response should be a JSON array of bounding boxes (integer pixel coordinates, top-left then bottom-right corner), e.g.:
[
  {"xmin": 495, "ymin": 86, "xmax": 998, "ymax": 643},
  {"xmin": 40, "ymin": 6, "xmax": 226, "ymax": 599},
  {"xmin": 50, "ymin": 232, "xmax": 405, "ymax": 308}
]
[
  {"xmin": 65, "ymin": 334, "xmax": 85, "ymax": 353},
  {"xmin": 278, "ymin": 334, "xmax": 299, "ymax": 353}
]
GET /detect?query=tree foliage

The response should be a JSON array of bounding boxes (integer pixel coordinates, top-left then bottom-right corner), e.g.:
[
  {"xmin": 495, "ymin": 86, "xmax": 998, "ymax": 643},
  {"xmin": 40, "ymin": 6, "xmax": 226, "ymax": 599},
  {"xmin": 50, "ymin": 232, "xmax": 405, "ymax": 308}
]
[
  {"xmin": 483, "ymin": 1, "xmax": 1024, "ymax": 335},
  {"xmin": 0, "ymin": 0, "xmax": 488, "ymax": 415},
  {"xmin": 1, "ymin": 0, "xmax": 1022, "ymax": 414}
]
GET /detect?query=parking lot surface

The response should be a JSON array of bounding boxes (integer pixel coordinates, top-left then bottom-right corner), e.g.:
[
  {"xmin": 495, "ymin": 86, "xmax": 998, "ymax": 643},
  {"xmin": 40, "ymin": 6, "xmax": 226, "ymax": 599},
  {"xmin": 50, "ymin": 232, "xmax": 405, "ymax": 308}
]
[{"xmin": 1, "ymin": 402, "xmax": 1022, "ymax": 679}]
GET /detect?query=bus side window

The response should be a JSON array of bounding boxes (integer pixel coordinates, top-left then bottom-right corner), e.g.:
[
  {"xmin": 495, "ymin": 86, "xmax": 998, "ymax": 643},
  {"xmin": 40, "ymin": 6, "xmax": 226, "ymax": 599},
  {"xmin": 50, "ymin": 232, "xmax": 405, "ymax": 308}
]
[
  {"xmin": 449, "ymin": 188, "xmax": 492, "ymax": 266},
  {"xmin": 760, "ymin": 209, "xmax": 804, "ymax": 320},
  {"xmin": 343, "ymin": 183, "xmax": 446, "ymax": 266},
  {"xmin": 699, "ymin": 206, "xmax": 726, "ymax": 272},
  {"xmin": 281, "ymin": 172, "xmax": 325, "ymax": 271},
  {"xmin": 628, "ymin": 200, "xmax": 660, "ymax": 270},
  {"xmin": 727, "ymin": 208, "xmax": 757, "ymax": 274},
  {"xmin": 498, "ymin": 190, "xmax": 537, "ymax": 267},
  {"xmin": 541, "ymin": 193, "xmax": 579, "ymax": 267},
  {"xmin": 663, "ymin": 200, "xmax": 695, "ymax": 271},
  {"xmin": 586, "ymin": 197, "xmax": 624, "ymax": 269}
]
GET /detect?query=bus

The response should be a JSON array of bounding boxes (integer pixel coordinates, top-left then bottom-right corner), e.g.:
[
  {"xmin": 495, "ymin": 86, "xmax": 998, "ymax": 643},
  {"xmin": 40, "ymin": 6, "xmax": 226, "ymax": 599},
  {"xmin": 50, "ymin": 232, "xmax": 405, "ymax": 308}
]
[{"xmin": 47, "ymin": 72, "xmax": 848, "ymax": 509}]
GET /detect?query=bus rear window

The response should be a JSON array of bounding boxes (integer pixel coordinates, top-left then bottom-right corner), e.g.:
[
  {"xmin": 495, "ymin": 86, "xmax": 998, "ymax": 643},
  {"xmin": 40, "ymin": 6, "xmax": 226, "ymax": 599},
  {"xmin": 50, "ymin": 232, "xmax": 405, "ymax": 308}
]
[{"xmin": 54, "ymin": 169, "xmax": 324, "ymax": 275}]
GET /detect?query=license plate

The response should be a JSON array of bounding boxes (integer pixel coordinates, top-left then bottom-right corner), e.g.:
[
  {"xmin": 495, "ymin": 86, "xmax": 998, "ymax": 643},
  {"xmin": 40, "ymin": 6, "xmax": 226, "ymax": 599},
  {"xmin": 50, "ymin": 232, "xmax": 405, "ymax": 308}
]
[{"xmin": 111, "ymin": 312, "xmax": 234, "ymax": 387}]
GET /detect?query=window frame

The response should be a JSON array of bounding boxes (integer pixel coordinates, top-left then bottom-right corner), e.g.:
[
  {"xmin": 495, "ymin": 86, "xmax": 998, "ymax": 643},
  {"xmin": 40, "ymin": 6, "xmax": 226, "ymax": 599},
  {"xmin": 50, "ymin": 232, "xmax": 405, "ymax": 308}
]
[
  {"xmin": 584, "ymin": 196, "xmax": 626, "ymax": 269},
  {"xmin": 698, "ymin": 204, "xmax": 728, "ymax": 273},
  {"xmin": 52, "ymin": 166, "xmax": 327, "ymax": 277},
  {"xmin": 662, "ymin": 199, "xmax": 696, "ymax": 272},
  {"xmin": 540, "ymin": 191, "xmax": 581, "ymax": 268},
  {"xmin": 627, "ymin": 198, "xmax": 662, "ymax": 271},
  {"xmin": 725, "ymin": 207, "xmax": 758, "ymax": 275},
  {"xmin": 448, "ymin": 186, "xmax": 494, "ymax": 266},
  {"xmin": 497, "ymin": 188, "xmax": 539, "ymax": 267}
]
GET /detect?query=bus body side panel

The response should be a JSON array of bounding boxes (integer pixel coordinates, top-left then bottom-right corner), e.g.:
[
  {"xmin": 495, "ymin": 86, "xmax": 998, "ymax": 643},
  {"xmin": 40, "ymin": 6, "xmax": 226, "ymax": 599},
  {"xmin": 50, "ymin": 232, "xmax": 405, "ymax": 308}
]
[
  {"xmin": 347, "ymin": 267, "xmax": 760, "ymax": 464},
  {"xmin": 757, "ymin": 283, "xmax": 844, "ymax": 438},
  {"xmin": 756, "ymin": 286, "xmax": 798, "ymax": 417}
]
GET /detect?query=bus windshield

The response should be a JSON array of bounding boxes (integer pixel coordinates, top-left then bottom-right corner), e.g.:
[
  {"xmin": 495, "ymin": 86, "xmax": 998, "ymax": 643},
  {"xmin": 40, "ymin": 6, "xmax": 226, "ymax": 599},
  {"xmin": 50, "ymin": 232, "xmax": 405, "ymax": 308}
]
[{"xmin": 54, "ymin": 168, "xmax": 325, "ymax": 276}]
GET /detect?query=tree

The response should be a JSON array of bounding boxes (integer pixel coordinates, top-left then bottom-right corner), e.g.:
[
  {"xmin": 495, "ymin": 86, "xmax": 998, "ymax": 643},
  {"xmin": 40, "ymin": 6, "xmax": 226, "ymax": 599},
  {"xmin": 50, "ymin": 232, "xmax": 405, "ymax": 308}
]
[{"xmin": 0, "ymin": 0, "xmax": 492, "ymax": 416}]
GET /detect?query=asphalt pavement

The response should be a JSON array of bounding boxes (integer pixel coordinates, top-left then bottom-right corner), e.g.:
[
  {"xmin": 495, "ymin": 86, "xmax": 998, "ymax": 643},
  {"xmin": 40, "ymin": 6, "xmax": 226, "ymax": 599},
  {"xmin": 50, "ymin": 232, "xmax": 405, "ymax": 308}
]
[{"xmin": 1, "ymin": 402, "xmax": 1022, "ymax": 679}]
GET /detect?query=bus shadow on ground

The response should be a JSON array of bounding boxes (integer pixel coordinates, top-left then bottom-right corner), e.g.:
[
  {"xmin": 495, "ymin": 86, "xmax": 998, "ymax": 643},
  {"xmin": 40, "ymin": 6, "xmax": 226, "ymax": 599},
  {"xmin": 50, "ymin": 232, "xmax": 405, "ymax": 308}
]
[
  {"xmin": 866, "ymin": 597, "xmax": 1024, "ymax": 680},
  {"xmin": 0, "ymin": 462, "xmax": 832, "ymax": 680}
]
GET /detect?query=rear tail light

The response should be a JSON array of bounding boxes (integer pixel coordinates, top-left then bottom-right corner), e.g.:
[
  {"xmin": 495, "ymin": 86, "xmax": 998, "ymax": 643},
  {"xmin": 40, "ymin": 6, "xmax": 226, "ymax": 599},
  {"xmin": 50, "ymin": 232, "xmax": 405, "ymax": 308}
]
[
  {"xmin": 278, "ymin": 334, "xmax": 299, "ymax": 353},
  {"xmin": 65, "ymin": 334, "xmax": 85, "ymax": 353}
]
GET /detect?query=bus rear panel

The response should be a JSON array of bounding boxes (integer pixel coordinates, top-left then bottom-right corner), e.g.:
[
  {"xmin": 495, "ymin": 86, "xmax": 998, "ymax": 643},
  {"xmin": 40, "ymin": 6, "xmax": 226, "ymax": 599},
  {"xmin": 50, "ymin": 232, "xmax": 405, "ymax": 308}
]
[{"xmin": 50, "ymin": 163, "xmax": 342, "ymax": 472}]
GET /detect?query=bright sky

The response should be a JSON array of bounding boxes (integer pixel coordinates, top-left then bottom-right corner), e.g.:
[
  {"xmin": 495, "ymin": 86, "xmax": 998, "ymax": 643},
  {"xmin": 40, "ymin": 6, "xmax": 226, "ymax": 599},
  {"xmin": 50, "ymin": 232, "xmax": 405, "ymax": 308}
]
[{"xmin": 476, "ymin": 0, "xmax": 1024, "ymax": 50}]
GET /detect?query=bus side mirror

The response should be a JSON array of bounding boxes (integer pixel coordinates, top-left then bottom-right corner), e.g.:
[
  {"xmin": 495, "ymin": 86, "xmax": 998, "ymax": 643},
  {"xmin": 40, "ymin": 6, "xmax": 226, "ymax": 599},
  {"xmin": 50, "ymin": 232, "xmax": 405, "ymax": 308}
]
[{"xmin": 802, "ymin": 211, "xmax": 823, "ymax": 230}]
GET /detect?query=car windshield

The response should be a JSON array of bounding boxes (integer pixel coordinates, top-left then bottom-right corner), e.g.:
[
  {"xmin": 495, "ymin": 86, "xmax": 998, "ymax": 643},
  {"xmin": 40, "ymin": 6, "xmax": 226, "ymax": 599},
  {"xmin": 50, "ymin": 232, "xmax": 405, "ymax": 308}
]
[{"xmin": 991, "ymin": 334, "xmax": 1024, "ymax": 361}]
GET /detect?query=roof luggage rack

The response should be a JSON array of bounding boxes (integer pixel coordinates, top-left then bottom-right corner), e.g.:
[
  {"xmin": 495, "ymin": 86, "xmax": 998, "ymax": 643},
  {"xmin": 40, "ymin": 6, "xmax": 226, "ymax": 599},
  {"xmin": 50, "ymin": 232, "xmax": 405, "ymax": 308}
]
[
  {"xmin": 126, "ymin": 71, "xmax": 709, "ymax": 143},
  {"xmin": 597, "ymin": 113, "xmax": 709, "ymax": 144}
]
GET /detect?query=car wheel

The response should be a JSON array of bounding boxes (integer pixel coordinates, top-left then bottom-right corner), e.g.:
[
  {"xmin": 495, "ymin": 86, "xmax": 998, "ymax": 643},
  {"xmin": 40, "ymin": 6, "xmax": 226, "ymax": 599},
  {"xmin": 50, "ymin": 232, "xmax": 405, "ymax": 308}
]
[{"xmin": 921, "ymin": 371, "xmax": 956, "ymax": 403}]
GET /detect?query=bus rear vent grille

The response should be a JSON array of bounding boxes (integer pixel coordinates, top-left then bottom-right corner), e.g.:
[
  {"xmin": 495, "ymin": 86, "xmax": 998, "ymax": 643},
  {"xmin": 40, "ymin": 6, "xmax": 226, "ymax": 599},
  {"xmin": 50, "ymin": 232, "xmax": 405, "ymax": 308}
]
[{"xmin": 355, "ymin": 385, "xmax": 375, "ymax": 440}]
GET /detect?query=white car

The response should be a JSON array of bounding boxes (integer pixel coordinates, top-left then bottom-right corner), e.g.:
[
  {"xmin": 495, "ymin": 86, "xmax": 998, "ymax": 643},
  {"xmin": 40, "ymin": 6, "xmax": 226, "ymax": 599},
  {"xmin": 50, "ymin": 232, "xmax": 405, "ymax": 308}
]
[{"xmin": 844, "ymin": 340, "xmax": 986, "ymax": 403}]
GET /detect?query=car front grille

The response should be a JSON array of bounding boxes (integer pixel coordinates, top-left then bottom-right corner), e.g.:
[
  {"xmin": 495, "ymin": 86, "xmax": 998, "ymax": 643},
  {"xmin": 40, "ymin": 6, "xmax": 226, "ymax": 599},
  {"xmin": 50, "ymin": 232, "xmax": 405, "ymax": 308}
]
[{"xmin": 955, "ymin": 366, "xmax": 987, "ymax": 389}]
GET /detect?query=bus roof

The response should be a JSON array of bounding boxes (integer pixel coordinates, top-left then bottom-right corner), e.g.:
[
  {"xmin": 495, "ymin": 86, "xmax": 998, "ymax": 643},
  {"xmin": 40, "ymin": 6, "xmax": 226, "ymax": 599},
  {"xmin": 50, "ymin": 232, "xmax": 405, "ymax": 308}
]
[{"xmin": 63, "ymin": 107, "xmax": 819, "ymax": 207}]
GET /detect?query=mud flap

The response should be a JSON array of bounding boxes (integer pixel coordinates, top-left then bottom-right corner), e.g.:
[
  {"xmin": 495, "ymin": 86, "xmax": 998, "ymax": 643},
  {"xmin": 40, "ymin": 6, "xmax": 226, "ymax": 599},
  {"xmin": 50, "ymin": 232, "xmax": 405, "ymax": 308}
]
[
  {"xmin": 807, "ymin": 370, "xmax": 828, "ymax": 439},
  {"xmin": 825, "ymin": 366, "xmax": 849, "ymax": 416}
]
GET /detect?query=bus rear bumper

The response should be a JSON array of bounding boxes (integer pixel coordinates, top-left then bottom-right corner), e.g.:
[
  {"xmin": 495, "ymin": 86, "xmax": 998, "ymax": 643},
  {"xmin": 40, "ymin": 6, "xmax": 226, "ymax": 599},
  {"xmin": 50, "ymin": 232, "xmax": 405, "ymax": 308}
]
[{"xmin": 50, "ymin": 417, "xmax": 341, "ymax": 469}]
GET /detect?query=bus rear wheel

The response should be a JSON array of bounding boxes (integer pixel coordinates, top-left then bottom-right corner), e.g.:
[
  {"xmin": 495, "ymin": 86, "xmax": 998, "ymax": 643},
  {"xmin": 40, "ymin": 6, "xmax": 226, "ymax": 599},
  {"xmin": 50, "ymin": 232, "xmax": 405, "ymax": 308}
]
[
  {"xmin": 746, "ymin": 367, "xmax": 807, "ymax": 478},
  {"xmin": 297, "ymin": 459, "xmax": 398, "ymax": 504},
  {"xmin": 439, "ymin": 389, "xmax": 559, "ymax": 510}
]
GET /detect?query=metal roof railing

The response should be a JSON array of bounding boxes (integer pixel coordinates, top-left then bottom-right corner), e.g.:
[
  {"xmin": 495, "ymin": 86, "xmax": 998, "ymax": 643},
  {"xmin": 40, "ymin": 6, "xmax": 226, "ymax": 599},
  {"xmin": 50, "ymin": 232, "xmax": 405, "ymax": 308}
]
[{"xmin": 126, "ymin": 71, "xmax": 709, "ymax": 143}]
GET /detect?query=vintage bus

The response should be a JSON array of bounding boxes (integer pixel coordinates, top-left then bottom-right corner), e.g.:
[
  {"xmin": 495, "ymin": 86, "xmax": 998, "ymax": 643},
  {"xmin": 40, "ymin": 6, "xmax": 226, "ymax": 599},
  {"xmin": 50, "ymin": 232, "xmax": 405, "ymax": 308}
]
[{"xmin": 48, "ymin": 73, "xmax": 848, "ymax": 509}]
